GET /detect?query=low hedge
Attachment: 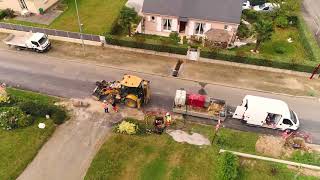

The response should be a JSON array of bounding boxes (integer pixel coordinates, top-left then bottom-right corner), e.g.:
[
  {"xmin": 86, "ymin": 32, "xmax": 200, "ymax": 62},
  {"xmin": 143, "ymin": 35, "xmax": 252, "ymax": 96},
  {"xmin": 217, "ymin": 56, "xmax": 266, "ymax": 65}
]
[
  {"xmin": 105, "ymin": 34, "xmax": 316, "ymax": 73},
  {"xmin": 200, "ymin": 50, "xmax": 315, "ymax": 73},
  {"xmin": 297, "ymin": 16, "xmax": 320, "ymax": 62},
  {"xmin": 105, "ymin": 35, "xmax": 188, "ymax": 55}
]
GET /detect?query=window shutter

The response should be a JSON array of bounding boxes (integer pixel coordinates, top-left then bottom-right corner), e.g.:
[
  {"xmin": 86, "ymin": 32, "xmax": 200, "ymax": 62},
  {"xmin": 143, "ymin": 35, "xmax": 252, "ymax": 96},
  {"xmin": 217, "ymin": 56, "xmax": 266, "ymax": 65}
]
[
  {"xmin": 188, "ymin": 21, "xmax": 194, "ymax": 35},
  {"xmin": 171, "ymin": 19, "xmax": 178, "ymax": 31},
  {"xmin": 156, "ymin": 17, "xmax": 162, "ymax": 31},
  {"xmin": 204, "ymin": 23, "xmax": 211, "ymax": 33}
]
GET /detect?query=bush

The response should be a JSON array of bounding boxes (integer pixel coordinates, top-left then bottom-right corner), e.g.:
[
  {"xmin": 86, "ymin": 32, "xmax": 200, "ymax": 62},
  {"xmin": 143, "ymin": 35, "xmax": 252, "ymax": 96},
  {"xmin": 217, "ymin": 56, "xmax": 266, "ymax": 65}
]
[
  {"xmin": 236, "ymin": 22, "xmax": 252, "ymax": 39},
  {"xmin": 117, "ymin": 121, "xmax": 138, "ymax": 135},
  {"xmin": 51, "ymin": 107, "xmax": 67, "ymax": 125},
  {"xmin": 242, "ymin": 9, "xmax": 259, "ymax": 23},
  {"xmin": 18, "ymin": 101, "xmax": 67, "ymax": 124},
  {"xmin": 0, "ymin": 88, "xmax": 10, "ymax": 105},
  {"xmin": 200, "ymin": 49, "xmax": 315, "ymax": 72},
  {"xmin": 219, "ymin": 152, "xmax": 239, "ymax": 180},
  {"xmin": 105, "ymin": 35, "xmax": 188, "ymax": 55},
  {"xmin": 0, "ymin": 11, "xmax": 6, "ymax": 20},
  {"xmin": 0, "ymin": 107, "xmax": 33, "ymax": 130},
  {"xmin": 3, "ymin": 8, "xmax": 15, "ymax": 18},
  {"xmin": 169, "ymin": 32, "xmax": 181, "ymax": 44},
  {"xmin": 274, "ymin": 46, "xmax": 286, "ymax": 54},
  {"xmin": 275, "ymin": 16, "xmax": 289, "ymax": 28}
]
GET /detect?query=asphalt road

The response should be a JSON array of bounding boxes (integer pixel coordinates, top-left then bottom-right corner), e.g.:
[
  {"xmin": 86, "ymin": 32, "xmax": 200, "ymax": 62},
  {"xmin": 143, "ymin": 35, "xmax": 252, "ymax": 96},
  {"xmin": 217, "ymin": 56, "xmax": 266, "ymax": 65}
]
[{"xmin": 0, "ymin": 49, "xmax": 319, "ymax": 144}]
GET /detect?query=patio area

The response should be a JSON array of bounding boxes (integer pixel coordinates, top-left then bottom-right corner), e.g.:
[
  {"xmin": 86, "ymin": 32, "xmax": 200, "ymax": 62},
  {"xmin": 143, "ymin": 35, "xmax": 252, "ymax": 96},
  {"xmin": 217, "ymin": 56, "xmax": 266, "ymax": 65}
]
[{"xmin": 14, "ymin": 8, "xmax": 63, "ymax": 25}]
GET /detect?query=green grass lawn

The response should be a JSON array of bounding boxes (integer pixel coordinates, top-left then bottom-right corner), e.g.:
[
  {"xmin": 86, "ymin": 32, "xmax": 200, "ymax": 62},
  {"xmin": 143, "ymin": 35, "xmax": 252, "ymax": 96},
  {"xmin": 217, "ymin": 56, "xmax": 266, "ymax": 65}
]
[
  {"xmin": 85, "ymin": 122, "xmax": 317, "ymax": 180},
  {"xmin": 0, "ymin": 88, "xmax": 59, "ymax": 180},
  {"xmin": 50, "ymin": 0, "xmax": 127, "ymax": 34},
  {"xmin": 231, "ymin": 27, "xmax": 309, "ymax": 63},
  {"xmin": 0, "ymin": 119, "xmax": 55, "ymax": 180},
  {"xmin": 2, "ymin": 0, "xmax": 127, "ymax": 35}
]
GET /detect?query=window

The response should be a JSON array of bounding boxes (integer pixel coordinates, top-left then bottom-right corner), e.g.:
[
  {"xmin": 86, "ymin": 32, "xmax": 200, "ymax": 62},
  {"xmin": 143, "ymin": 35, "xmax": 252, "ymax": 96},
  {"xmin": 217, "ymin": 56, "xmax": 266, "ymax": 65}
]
[
  {"xmin": 151, "ymin": 16, "xmax": 155, "ymax": 21},
  {"xmin": 290, "ymin": 110, "xmax": 297, "ymax": 124},
  {"xmin": 31, "ymin": 41, "xmax": 39, "ymax": 47},
  {"xmin": 162, "ymin": 19, "xmax": 172, "ymax": 31},
  {"xmin": 283, "ymin": 119, "xmax": 293, "ymax": 126},
  {"xmin": 195, "ymin": 23, "xmax": 205, "ymax": 35},
  {"xmin": 38, "ymin": 37, "xmax": 47, "ymax": 45}
]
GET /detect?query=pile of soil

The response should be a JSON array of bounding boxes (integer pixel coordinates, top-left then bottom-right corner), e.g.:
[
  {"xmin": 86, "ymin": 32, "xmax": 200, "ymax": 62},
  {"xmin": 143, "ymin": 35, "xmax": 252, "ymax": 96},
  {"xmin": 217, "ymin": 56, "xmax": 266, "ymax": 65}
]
[{"xmin": 256, "ymin": 135, "xmax": 292, "ymax": 158}]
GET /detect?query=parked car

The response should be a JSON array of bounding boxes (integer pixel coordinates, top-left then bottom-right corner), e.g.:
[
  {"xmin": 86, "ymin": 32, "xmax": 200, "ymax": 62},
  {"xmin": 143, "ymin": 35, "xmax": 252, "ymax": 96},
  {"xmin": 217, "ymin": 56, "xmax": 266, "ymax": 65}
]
[
  {"xmin": 242, "ymin": 1, "xmax": 251, "ymax": 10},
  {"xmin": 253, "ymin": 3, "xmax": 279, "ymax": 12}
]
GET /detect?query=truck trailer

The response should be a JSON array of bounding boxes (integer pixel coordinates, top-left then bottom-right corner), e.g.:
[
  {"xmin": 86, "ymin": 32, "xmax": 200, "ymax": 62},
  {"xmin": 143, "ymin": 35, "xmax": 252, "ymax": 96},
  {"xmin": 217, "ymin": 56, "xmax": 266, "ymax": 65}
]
[
  {"xmin": 232, "ymin": 95, "xmax": 300, "ymax": 131},
  {"xmin": 3, "ymin": 32, "xmax": 51, "ymax": 52},
  {"xmin": 172, "ymin": 89, "xmax": 227, "ymax": 121}
]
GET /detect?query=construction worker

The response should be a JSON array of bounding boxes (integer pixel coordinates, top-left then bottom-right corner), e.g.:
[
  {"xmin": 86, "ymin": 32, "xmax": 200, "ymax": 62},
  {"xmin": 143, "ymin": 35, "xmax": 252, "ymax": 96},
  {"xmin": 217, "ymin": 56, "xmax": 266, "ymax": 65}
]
[
  {"xmin": 103, "ymin": 100, "xmax": 109, "ymax": 113},
  {"xmin": 164, "ymin": 112, "xmax": 172, "ymax": 126},
  {"xmin": 112, "ymin": 101, "xmax": 118, "ymax": 112}
]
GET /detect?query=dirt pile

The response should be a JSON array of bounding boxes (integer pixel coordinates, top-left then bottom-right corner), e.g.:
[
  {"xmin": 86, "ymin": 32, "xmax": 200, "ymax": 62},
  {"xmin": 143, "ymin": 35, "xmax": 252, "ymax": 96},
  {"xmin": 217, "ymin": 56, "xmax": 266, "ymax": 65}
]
[{"xmin": 256, "ymin": 135, "xmax": 293, "ymax": 158}]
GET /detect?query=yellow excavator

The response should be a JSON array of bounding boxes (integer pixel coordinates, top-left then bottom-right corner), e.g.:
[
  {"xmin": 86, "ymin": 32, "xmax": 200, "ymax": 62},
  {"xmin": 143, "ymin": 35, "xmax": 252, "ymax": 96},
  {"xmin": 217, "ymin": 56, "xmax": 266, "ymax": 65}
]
[{"xmin": 92, "ymin": 75, "xmax": 151, "ymax": 108}]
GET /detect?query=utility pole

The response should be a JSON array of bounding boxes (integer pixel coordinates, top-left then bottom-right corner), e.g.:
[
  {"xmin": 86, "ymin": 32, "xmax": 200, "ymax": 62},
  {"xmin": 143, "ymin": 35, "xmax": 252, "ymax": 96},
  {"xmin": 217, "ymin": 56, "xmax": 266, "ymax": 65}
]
[{"xmin": 74, "ymin": 0, "xmax": 85, "ymax": 56}]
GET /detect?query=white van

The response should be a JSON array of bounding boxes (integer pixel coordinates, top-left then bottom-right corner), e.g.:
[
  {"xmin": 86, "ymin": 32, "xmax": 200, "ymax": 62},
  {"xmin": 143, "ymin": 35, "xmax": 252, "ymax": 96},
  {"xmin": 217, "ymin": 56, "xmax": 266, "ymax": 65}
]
[{"xmin": 233, "ymin": 95, "xmax": 300, "ymax": 131}]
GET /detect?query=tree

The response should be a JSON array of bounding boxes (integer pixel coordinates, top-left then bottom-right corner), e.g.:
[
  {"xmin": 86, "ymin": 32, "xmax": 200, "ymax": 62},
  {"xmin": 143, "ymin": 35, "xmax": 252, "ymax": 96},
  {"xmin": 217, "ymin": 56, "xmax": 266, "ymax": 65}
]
[
  {"xmin": 118, "ymin": 7, "xmax": 138, "ymax": 36},
  {"xmin": 253, "ymin": 19, "xmax": 273, "ymax": 52}
]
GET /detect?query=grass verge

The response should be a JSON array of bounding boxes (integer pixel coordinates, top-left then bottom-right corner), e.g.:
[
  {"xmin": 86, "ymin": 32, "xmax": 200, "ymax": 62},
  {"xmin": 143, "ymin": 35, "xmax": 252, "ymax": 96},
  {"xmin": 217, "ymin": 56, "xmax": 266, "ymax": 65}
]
[
  {"xmin": 85, "ymin": 121, "xmax": 317, "ymax": 180},
  {"xmin": 0, "ymin": 88, "xmax": 61, "ymax": 180}
]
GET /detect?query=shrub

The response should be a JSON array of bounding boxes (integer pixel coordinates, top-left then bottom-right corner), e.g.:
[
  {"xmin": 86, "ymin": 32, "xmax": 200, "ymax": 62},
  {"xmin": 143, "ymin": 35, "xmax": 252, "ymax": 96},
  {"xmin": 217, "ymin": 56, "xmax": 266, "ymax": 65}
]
[
  {"xmin": 18, "ymin": 101, "xmax": 52, "ymax": 117},
  {"xmin": 105, "ymin": 35, "xmax": 188, "ymax": 55},
  {"xmin": 117, "ymin": 121, "xmax": 138, "ymax": 135},
  {"xmin": 236, "ymin": 22, "xmax": 251, "ymax": 39},
  {"xmin": 51, "ymin": 107, "xmax": 67, "ymax": 125},
  {"xmin": 242, "ymin": 9, "xmax": 259, "ymax": 23},
  {"xmin": 3, "ymin": 8, "xmax": 15, "ymax": 18},
  {"xmin": 219, "ymin": 152, "xmax": 239, "ymax": 180},
  {"xmin": 18, "ymin": 101, "xmax": 67, "ymax": 124},
  {"xmin": 275, "ymin": 16, "xmax": 289, "ymax": 28},
  {"xmin": 0, "ymin": 88, "xmax": 10, "ymax": 105},
  {"xmin": 0, "ymin": 11, "xmax": 6, "ymax": 20},
  {"xmin": 169, "ymin": 32, "xmax": 181, "ymax": 44},
  {"xmin": 274, "ymin": 46, "xmax": 286, "ymax": 54},
  {"xmin": 0, "ymin": 107, "xmax": 33, "ymax": 130}
]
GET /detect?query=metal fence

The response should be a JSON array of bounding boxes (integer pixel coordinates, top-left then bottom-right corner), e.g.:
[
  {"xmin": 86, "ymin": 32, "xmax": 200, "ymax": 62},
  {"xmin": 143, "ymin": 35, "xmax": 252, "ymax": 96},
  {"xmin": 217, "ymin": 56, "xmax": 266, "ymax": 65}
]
[{"xmin": 0, "ymin": 22, "xmax": 102, "ymax": 42}]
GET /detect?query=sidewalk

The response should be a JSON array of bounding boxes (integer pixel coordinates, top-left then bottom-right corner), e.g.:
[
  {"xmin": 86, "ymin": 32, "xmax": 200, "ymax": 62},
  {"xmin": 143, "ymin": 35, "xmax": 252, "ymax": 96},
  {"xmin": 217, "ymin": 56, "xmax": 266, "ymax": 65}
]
[{"xmin": 0, "ymin": 31, "xmax": 319, "ymax": 97}]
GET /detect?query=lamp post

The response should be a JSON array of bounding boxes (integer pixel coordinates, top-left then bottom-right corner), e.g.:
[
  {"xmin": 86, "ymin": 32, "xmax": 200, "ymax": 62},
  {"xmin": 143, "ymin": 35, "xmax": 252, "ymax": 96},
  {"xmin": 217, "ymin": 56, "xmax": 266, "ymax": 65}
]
[{"xmin": 74, "ymin": 0, "xmax": 85, "ymax": 56}]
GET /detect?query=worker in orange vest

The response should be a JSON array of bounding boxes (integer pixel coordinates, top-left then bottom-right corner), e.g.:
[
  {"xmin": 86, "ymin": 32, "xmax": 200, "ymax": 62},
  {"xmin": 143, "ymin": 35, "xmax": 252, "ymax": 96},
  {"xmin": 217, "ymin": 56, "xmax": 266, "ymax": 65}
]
[
  {"xmin": 165, "ymin": 112, "xmax": 172, "ymax": 126},
  {"xmin": 103, "ymin": 100, "xmax": 109, "ymax": 113}
]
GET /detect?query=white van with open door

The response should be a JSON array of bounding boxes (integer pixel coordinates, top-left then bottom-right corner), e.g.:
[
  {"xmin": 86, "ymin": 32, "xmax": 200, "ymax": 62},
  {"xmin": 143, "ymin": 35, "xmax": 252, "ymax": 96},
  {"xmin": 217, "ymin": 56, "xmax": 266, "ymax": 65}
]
[{"xmin": 233, "ymin": 95, "xmax": 300, "ymax": 131}]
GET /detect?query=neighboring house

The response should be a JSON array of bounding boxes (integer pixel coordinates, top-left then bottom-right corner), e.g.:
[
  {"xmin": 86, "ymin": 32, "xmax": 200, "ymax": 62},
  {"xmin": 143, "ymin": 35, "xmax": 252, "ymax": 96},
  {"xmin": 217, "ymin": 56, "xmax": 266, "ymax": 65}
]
[
  {"xmin": 139, "ymin": 0, "xmax": 243, "ymax": 45},
  {"xmin": 0, "ymin": 0, "xmax": 58, "ymax": 14}
]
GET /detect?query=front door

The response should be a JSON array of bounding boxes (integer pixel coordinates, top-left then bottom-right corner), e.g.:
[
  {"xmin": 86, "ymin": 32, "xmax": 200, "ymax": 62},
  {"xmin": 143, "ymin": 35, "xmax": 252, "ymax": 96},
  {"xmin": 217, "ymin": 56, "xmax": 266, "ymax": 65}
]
[
  {"xmin": 179, "ymin": 21, "xmax": 186, "ymax": 33},
  {"xmin": 18, "ymin": 0, "xmax": 28, "ymax": 10}
]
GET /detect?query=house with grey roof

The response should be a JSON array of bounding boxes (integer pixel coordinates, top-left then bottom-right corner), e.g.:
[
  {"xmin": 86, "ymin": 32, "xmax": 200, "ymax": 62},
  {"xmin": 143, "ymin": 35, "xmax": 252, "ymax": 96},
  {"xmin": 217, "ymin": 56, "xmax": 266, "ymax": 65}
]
[{"xmin": 138, "ymin": 0, "xmax": 243, "ymax": 45}]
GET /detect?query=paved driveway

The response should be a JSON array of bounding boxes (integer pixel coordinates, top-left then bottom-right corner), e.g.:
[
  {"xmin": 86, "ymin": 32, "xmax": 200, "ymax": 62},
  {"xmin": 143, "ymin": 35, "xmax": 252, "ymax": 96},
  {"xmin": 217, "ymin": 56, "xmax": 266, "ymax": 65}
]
[{"xmin": 17, "ymin": 100, "xmax": 113, "ymax": 180}]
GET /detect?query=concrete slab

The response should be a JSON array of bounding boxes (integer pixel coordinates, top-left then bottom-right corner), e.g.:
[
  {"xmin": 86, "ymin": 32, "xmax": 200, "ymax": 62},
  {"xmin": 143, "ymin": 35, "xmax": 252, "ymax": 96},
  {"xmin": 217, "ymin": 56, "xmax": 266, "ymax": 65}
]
[{"xmin": 14, "ymin": 9, "xmax": 63, "ymax": 25}]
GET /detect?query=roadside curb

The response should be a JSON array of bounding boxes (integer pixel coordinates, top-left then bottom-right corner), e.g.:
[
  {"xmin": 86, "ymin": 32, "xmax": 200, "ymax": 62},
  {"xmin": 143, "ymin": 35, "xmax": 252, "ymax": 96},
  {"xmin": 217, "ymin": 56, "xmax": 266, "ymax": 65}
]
[{"xmin": 1, "ymin": 47, "xmax": 316, "ymax": 101}]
